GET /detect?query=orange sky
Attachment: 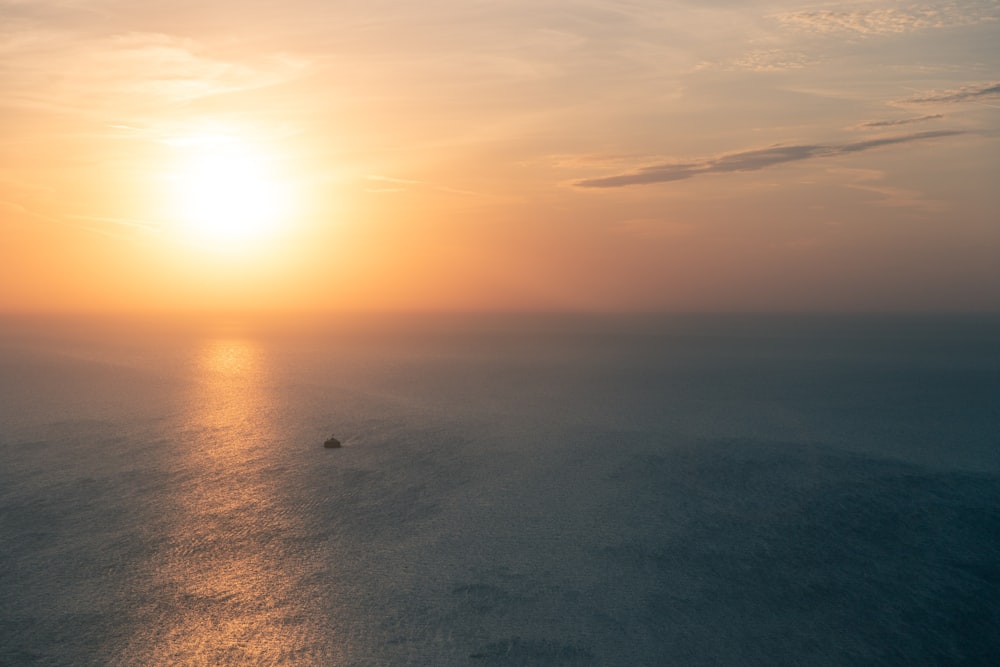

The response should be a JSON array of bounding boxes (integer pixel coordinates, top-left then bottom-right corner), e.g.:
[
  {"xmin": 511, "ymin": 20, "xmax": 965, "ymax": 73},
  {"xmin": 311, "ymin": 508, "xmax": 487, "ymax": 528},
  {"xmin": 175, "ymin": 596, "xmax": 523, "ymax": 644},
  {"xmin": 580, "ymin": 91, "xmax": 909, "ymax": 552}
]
[{"xmin": 2, "ymin": 0, "xmax": 999, "ymax": 312}]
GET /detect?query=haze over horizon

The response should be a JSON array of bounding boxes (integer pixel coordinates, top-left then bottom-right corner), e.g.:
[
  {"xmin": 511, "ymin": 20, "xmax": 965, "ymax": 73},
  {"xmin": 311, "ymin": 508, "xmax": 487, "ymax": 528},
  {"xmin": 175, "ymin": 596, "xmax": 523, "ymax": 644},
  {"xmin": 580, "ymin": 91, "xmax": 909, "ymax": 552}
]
[{"xmin": 2, "ymin": 0, "xmax": 999, "ymax": 313}]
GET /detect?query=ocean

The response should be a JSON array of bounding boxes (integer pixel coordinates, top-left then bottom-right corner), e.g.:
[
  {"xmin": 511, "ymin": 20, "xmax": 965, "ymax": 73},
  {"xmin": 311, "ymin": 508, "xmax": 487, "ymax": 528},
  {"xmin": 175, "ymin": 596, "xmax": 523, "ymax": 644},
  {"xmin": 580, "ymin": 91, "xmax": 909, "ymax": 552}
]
[{"xmin": 1, "ymin": 313, "xmax": 997, "ymax": 666}]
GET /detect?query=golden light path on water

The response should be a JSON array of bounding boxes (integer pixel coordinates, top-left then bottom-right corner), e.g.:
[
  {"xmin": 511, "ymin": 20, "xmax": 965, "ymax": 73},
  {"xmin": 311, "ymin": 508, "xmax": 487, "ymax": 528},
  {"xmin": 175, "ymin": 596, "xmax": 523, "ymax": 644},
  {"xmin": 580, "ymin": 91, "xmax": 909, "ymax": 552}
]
[{"xmin": 115, "ymin": 337, "xmax": 338, "ymax": 666}]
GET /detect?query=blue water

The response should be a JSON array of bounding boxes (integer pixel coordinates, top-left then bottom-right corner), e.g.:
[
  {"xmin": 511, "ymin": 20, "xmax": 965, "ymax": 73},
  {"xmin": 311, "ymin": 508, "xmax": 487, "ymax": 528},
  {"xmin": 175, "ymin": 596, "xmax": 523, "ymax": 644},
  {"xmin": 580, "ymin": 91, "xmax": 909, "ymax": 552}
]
[{"xmin": 1, "ymin": 313, "xmax": 998, "ymax": 665}]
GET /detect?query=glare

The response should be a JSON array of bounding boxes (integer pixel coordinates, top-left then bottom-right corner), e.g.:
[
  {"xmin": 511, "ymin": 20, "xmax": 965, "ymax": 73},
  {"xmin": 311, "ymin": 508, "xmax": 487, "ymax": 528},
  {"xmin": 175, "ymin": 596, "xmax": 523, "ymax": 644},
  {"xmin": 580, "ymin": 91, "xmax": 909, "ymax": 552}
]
[{"xmin": 168, "ymin": 135, "xmax": 292, "ymax": 250}]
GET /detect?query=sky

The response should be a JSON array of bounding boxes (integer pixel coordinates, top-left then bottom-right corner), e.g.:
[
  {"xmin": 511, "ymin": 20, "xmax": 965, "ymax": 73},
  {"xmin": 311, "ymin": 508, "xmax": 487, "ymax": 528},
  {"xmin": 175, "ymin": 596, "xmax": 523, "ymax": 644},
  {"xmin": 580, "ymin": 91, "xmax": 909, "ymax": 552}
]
[{"xmin": 2, "ymin": 0, "xmax": 998, "ymax": 313}]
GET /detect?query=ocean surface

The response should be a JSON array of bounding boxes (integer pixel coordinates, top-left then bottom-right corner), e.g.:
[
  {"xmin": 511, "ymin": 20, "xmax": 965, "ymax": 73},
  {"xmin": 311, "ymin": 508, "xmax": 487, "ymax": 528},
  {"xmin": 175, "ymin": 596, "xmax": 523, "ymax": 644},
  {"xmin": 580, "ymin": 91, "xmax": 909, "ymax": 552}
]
[{"xmin": 1, "ymin": 313, "xmax": 997, "ymax": 666}]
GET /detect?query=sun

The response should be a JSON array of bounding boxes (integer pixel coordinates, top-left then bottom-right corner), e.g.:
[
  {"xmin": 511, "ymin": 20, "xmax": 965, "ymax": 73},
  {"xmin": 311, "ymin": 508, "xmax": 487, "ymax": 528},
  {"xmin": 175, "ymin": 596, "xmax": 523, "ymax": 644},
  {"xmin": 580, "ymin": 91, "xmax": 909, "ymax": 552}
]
[{"xmin": 168, "ymin": 135, "xmax": 292, "ymax": 250}]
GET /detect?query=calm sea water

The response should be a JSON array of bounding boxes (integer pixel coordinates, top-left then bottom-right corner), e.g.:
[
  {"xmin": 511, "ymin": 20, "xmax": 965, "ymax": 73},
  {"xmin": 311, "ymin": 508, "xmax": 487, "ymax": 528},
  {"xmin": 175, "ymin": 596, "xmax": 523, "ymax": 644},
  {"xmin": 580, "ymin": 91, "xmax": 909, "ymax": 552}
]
[{"xmin": 1, "ymin": 313, "xmax": 998, "ymax": 666}]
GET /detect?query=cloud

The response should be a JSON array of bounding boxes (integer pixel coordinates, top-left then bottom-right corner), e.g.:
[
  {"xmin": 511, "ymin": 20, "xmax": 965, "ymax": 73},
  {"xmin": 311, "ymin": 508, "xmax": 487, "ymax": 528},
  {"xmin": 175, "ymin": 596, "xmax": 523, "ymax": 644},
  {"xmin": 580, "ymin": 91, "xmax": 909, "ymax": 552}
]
[
  {"xmin": 830, "ymin": 167, "xmax": 947, "ymax": 211},
  {"xmin": 367, "ymin": 175, "xmax": 422, "ymax": 186},
  {"xmin": 776, "ymin": 2, "xmax": 998, "ymax": 36},
  {"xmin": 68, "ymin": 214, "xmax": 161, "ymax": 232},
  {"xmin": 836, "ymin": 131, "xmax": 962, "ymax": 153},
  {"xmin": 777, "ymin": 9, "xmax": 935, "ymax": 35},
  {"xmin": 365, "ymin": 174, "xmax": 497, "ymax": 199},
  {"xmin": 711, "ymin": 144, "xmax": 824, "ymax": 171},
  {"xmin": 0, "ymin": 197, "xmax": 163, "ymax": 239},
  {"xmin": 0, "ymin": 198, "xmax": 62, "ymax": 225},
  {"xmin": 575, "ymin": 130, "xmax": 964, "ymax": 188},
  {"xmin": 854, "ymin": 114, "xmax": 943, "ymax": 129},
  {"xmin": 0, "ymin": 199, "xmax": 31, "ymax": 216},
  {"xmin": 901, "ymin": 82, "xmax": 1000, "ymax": 104},
  {"xmin": 730, "ymin": 49, "xmax": 813, "ymax": 72},
  {"xmin": 0, "ymin": 30, "xmax": 307, "ymax": 115},
  {"xmin": 695, "ymin": 49, "xmax": 814, "ymax": 73},
  {"xmin": 0, "ymin": 200, "xmax": 133, "ymax": 239},
  {"xmin": 848, "ymin": 183, "xmax": 947, "ymax": 211}
]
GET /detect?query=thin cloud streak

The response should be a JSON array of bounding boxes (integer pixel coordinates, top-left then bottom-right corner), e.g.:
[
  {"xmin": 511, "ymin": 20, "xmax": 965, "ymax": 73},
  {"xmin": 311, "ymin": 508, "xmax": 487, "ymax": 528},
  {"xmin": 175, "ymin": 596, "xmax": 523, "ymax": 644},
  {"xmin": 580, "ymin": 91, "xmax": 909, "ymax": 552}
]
[
  {"xmin": 575, "ymin": 130, "xmax": 964, "ymax": 189},
  {"xmin": 903, "ymin": 82, "xmax": 1000, "ymax": 104},
  {"xmin": 366, "ymin": 174, "xmax": 499, "ymax": 199},
  {"xmin": 68, "ymin": 214, "xmax": 162, "ymax": 231},
  {"xmin": 1, "ymin": 198, "xmax": 163, "ymax": 238},
  {"xmin": 855, "ymin": 114, "xmax": 943, "ymax": 128}
]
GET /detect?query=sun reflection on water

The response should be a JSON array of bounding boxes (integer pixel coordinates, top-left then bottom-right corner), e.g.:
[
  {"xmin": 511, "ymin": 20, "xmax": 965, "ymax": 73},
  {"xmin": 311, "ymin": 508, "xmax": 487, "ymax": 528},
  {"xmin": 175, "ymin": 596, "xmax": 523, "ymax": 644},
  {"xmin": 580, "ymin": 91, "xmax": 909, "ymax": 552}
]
[
  {"xmin": 116, "ymin": 337, "xmax": 335, "ymax": 666},
  {"xmin": 187, "ymin": 339, "xmax": 273, "ymax": 448}
]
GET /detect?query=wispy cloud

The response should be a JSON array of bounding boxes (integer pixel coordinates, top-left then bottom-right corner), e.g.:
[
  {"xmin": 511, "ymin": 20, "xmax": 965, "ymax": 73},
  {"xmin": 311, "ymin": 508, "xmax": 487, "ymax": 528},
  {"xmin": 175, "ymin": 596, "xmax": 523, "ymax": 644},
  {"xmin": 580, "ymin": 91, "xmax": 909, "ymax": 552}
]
[
  {"xmin": 365, "ymin": 174, "xmax": 495, "ymax": 199},
  {"xmin": 0, "ymin": 199, "xmax": 33, "ymax": 217},
  {"xmin": 831, "ymin": 167, "xmax": 947, "ymax": 211},
  {"xmin": 776, "ymin": 2, "xmax": 998, "ymax": 36},
  {"xmin": 366, "ymin": 175, "xmax": 422, "ymax": 186},
  {"xmin": 901, "ymin": 81, "xmax": 1000, "ymax": 103},
  {"xmin": 0, "ymin": 198, "xmax": 64, "ymax": 226},
  {"xmin": 719, "ymin": 49, "xmax": 814, "ymax": 72},
  {"xmin": 1, "ymin": 30, "xmax": 307, "ymax": 114},
  {"xmin": 0, "ymin": 199, "xmax": 163, "ymax": 240},
  {"xmin": 575, "ymin": 130, "xmax": 964, "ymax": 188},
  {"xmin": 854, "ymin": 114, "xmax": 943, "ymax": 129},
  {"xmin": 68, "ymin": 214, "xmax": 162, "ymax": 232},
  {"xmin": 0, "ymin": 200, "xmax": 132, "ymax": 239},
  {"xmin": 778, "ymin": 9, "xmax": 931, "ymax": 35}
]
